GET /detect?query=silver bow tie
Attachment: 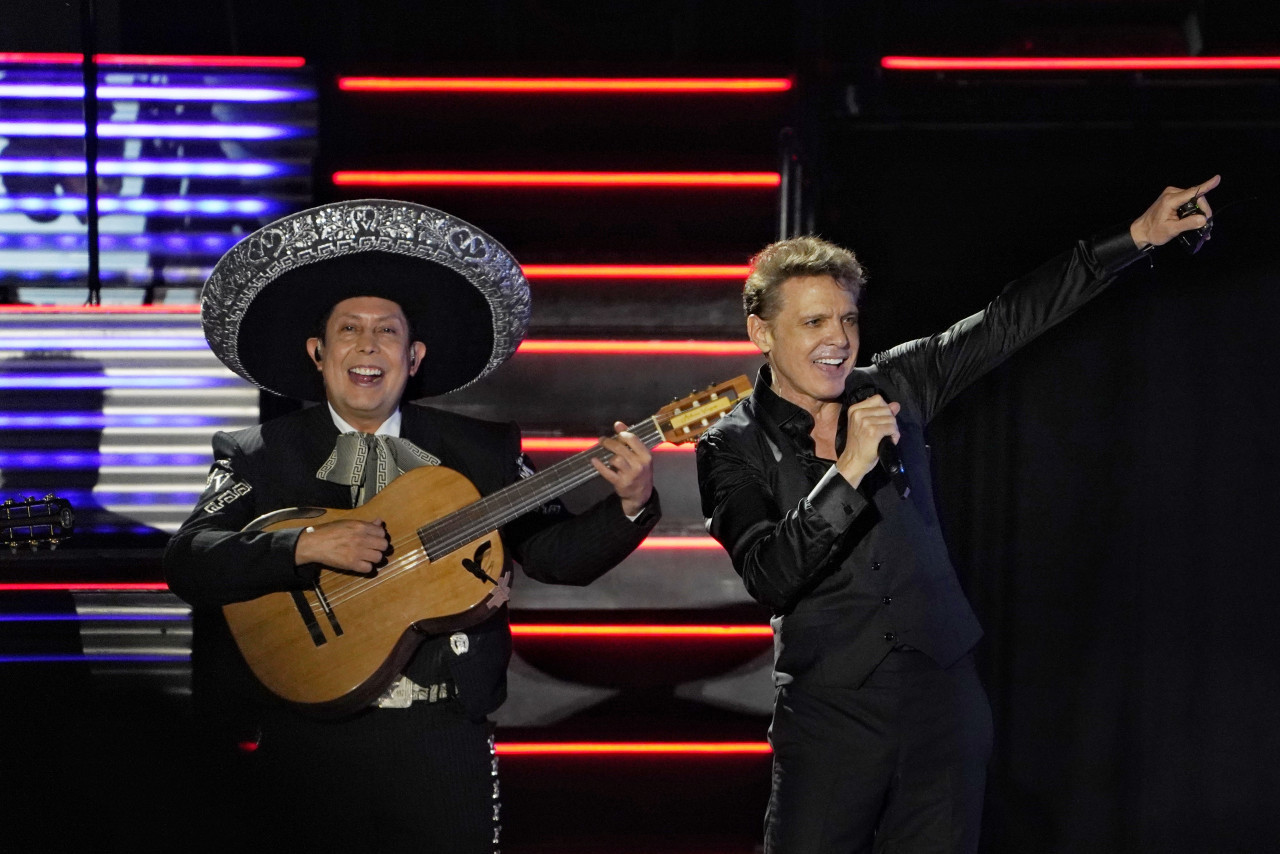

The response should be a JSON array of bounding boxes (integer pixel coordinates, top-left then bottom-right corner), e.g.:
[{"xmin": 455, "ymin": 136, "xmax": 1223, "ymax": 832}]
[{"xmin": 316, "ymin": 432, "xmax": 441, "ymax": 506}]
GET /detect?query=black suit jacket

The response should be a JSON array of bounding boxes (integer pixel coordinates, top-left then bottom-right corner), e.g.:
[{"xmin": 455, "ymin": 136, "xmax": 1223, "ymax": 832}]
[
  {"xmin": 697, "ymin": 228, "xmax": 1144, "ymax": 690},
  {"xmin": 165, "ymin": 401, "xmax": 659, "ymax": 721}
]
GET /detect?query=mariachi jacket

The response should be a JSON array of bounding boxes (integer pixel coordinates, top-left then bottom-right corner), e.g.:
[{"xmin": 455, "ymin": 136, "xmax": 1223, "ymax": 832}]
[
  {"xmin": 696, "ymin": 228, "xmax": 1145, "ymax": 690},
  {"xmin": 165, "ymin": 401, "xmax": 659, "ymax": 721}
]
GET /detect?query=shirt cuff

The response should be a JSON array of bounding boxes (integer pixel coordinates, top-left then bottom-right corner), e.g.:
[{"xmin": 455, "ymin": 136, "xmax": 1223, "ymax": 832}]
[
  {"xmin": 283, "ymin": 527, "xmax": 320, "ymax": 585},
  {"xmin": 1091, "ymin": 225, "xmax": 1150, "ymax": 276},
  {"xmin": 807, "ymin": 465, "xmax": 868, "ymax": 530},
  {"xmin": 624, "ymin": 490, "xmax": 661, "ymax": 526}
]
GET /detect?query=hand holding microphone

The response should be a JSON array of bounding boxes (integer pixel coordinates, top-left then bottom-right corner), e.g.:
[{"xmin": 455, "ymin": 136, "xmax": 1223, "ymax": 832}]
[{"xmin": 840, "ymin": 385, "xmax": 910, "ymax": 499}]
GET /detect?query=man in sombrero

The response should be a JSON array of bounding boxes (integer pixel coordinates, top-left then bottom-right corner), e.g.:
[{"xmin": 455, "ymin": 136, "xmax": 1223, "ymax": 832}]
[{"xmin": 164, "ymin": 200, "xmax": 659, "ymax": 853}]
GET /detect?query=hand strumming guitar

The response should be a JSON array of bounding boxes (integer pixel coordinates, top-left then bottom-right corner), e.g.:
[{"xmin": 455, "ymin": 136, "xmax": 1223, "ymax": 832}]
[{"xmin": 296, "ymin": 518, "xmax": 390, "ymax": 574}]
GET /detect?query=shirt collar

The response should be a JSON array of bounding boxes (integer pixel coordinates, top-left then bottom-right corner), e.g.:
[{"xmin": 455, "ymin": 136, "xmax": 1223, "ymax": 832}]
[
  {"xmin": 753, "ymin": 365, "xmax": 815, "ymax": 437},
  {"xmin": 752, "ymin": 364, "xmax": 849, "ymax": 457},
  {"xmin": 326, "ymin": 403, "xmax": 402, "ymax": 438}
]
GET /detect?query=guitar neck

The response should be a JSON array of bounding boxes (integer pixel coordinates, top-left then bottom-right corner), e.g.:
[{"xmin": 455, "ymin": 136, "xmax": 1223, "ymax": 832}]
[{"xmin": 416, "ymin": 417, "xmax": 663, "ymax": 560}]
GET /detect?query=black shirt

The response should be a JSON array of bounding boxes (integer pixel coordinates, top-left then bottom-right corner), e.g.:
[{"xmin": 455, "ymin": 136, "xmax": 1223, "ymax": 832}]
[{"xmin": 697, "ymin": 228, "xmax": 1145, "ymax": 689}]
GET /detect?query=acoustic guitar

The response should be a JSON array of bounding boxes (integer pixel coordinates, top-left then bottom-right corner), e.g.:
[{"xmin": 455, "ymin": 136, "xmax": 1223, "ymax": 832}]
[{"xmin": 223, "ymin": 375, "xmax": 752, "ymax": 717}]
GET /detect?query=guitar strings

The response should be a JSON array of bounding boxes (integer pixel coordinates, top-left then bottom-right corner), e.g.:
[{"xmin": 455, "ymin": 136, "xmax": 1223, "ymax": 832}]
[
  {"xmin": 301, "ymin": 417, "xmax": 669, "ymax": 612},
  {"xmin": 312, "ymin": 454, "xmax": 602, "ymax": 609},
  {"xmin": 309, "ymin": 548, "xmax": 442, "ymax": 610},
  {"xmin": 310, "ymin": 449, "xmax": 606, "ymax": 606}
]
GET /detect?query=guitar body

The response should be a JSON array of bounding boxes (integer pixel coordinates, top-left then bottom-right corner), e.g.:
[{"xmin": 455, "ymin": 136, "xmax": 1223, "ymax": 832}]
[{"xmin": 222, "ymin": 465, "xmax": 507, "ymax": 718}]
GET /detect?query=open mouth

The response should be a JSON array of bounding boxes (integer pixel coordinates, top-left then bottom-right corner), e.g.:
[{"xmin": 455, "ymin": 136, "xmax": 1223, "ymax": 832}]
[
  {"xmin": 347, "ymin": 366, "xmax": 384, "ymax": 386},
  {"xmin": 812, "ymin": 357, "xmax": 847, "ymax": 370}
]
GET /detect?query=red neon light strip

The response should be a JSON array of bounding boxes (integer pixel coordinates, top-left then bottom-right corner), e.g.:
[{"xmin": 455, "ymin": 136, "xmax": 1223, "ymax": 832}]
[
  {"xmin": 496, "ymin": 741, "xmax": 771, "ymax": 755},
  {"xmin": 521, "ymin": 438, "xmax": 694, "ymax": 453},
  {"xmin": 510, "ymin": 625, "xmax": 769, "ymax": 638},
  {"xmin": 882, "ymin": 55, "xmax": 1280, "ymax": 72},
  {"xmin": 0, "ymin": 52, "xmax": 83, "ymax": 64},
  {"xmin": 517, "ymin": 340, "xmax": 758, "ymax": 355},
  {"xmin": 523, "ymin": 264, "xmax": 748, "ymax": 279},
  {"xmin": 0, "ymin": 583, "xmax": 169, "ymax": 592},
  {"xmin": 637, "ymin": 537, "xmax": 722, "ymax": 550},
  {"xmin": 339, "ymin": 77, "xmax": 791, "ymax": 93},
  {"xmin": 0, "ymin": 305, "xmax": 201, "ymax": 314},
  {"xmin": 332, "ymin": 170, "xmax": 780, "ymax": 188},
  {"xmin": 0, "ymin": 52, "xmax": 305, "ymax": 68}
]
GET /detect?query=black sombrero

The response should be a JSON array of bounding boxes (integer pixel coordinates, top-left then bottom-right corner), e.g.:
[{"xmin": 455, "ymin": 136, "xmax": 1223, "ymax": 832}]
[{"xmin": 200, "ymin": 200, "xmax": 530, "ymax": 400}]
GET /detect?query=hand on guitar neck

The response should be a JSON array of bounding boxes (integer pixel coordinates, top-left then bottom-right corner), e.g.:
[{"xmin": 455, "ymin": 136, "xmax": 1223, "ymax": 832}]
[
  {"xmin": 589, "ymin": 420, "xmax": 655, "ymax": 517},
  {"xmin": 296, "ymin": 518, "xmax": 390, "ymax": 574}
]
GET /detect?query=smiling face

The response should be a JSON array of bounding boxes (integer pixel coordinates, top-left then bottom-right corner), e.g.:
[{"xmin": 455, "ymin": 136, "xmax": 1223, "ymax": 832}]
[
  {"xmin": 747, "ymin": 274, "xmax": 859, "ymax": 415},
  {"xmin": 305, "ymin": 296, "xmax": 426, "ymax": 433}
]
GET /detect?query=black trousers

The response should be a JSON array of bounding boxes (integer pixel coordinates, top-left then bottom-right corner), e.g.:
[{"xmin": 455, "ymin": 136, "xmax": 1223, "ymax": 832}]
[
  {"xmin": 203, "ymin": 701, "xmax": 499, "ymax": 854},
  {"xmin": 764, "ymin": 649, "xmax": 993, "ymax": 854}
]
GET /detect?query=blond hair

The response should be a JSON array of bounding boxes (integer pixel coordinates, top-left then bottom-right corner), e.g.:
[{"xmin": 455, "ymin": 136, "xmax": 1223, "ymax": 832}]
[{"xmin": 743, "ymin": 236, "xmax": 866, "ymax": 319}]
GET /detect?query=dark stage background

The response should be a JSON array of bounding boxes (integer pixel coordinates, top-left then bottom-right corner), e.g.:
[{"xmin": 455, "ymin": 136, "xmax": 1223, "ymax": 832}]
[
  {"xmin": 4, "ymin": 2, "xmax": 1279, "ymax": 852},
  {"xmin": 832, "ymin": 134, "xmax": 1280, "ymax": 851}
]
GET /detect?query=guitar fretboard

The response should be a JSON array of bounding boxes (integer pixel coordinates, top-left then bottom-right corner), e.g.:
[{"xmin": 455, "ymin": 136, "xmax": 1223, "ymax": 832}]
[{"xmin": 416, "ymin": 417, "xmax": 663, "ymax": 560}]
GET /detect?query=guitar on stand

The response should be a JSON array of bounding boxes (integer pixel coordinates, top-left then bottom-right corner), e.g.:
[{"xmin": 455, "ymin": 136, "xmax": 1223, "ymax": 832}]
[{"xmin": 223, "ymin": 375, "xmax": 753, "ymax": 717}]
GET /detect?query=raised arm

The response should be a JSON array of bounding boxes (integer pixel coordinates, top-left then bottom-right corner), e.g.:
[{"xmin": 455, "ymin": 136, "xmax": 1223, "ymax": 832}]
[{"xmin": 874, "ymin": 175, "xmax": 1221, "ymax": 423}]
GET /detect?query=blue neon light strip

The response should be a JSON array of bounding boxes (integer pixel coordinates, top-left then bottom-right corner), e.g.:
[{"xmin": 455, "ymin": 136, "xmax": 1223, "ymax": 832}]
[
  {"xmin": 0, "ymin": 159, "xmax": 298, "ymax": 178},
  {"xmin": 0, "ymin": 121, "xmax": 303, "ymax": 139},
  {"xmin": 3, "ymin": 268, "xmax": 212, "ymax": 281},
  {"xmin": 0, "ymin": 414, "xmax": 228, "ymax": 428},
  {"xmin": 0, "ymin": 452, "xmax": 211, "ymax": 467},
  {"xmin": 0, "ymin": 83, "xmax": 312, "ymax": 102},
  {"xmin": 0, "ymin": 197, "xmax": 278, "ymax": 215},
  {"xmin": 0, "ymin": 232, "xmax": 241, "ymax": 252},
  {"xmin": 25, "ymin": 489, "xmax": 202, "ymax": 504},
  {"xmin": 0, "ymin": 337, "xmax": 211, "ymax": 350},
  {"xmin": 79, "ymin": 524, "xmax": 171, "ymax": 536},
  {"xmin": 0, "ymin": 375, "xmax": 230, "ymax": 389},
  {"xmin": 0, "ymin": 654, "xmax": 189, "ymax": 663}
]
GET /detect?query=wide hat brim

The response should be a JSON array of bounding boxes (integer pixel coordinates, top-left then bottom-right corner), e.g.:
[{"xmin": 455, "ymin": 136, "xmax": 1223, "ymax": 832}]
[{"xmin": 200, "ymin": 200, "xmax": 530, "ymax": 400}]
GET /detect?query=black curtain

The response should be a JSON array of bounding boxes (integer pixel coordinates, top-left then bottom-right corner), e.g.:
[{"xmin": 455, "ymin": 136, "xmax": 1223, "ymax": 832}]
[
  {"xmin": 944, "ymin": 209, "xmax": 1279, "ymax": 852},
  {"xmin": 823, "ymin": 125, "xmax": 1280, "ymax": 852}
]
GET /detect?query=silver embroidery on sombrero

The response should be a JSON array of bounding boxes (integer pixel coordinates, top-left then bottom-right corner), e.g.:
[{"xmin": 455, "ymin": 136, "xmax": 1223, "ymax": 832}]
[{"xmin": 201, "ymin": 200, "xmax": 530, "ymax": 396}]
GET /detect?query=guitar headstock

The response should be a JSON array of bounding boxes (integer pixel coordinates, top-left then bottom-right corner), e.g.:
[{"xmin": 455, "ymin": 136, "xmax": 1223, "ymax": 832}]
[
  {"xmin": 653, "ymin": 375, "xmax": 753, "ymax": 445},
  {"xmin": 2, "ymin": 494, "xmax": 75, "ymax": 551}
]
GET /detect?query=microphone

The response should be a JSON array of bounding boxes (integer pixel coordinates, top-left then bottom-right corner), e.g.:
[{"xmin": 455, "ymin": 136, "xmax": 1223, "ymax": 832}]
[{"xmin": 850, "ymin": 385, "xmax": 910, "ymax": 500}]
